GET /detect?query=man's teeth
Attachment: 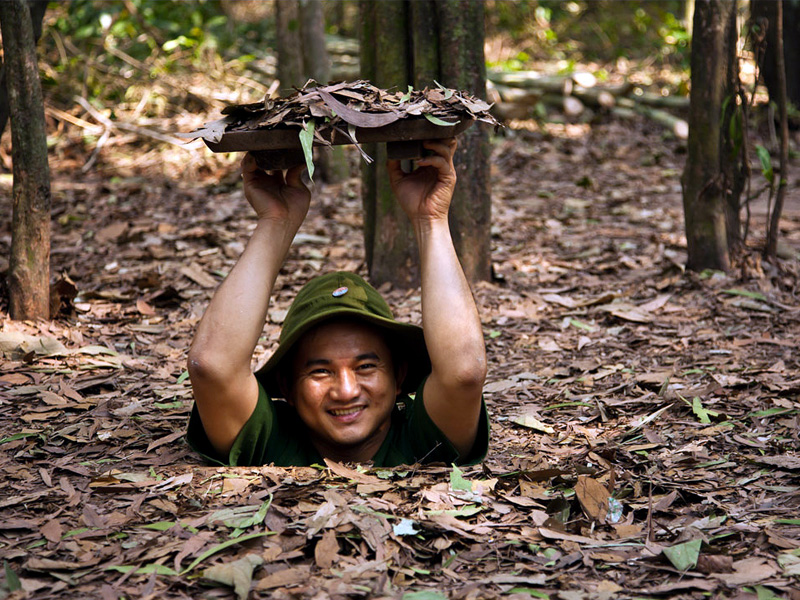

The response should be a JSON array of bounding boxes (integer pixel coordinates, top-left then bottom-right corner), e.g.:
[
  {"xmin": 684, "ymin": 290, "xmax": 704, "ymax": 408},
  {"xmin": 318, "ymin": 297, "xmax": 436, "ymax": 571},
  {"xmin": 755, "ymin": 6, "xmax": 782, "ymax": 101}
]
[{"xmin": 330, "ymin": 407, "xmax": 362, "ymax": 416}]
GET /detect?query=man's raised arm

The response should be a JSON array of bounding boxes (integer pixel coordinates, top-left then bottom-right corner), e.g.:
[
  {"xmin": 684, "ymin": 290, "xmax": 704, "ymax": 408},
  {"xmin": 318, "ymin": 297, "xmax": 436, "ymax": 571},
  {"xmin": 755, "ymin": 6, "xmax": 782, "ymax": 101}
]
[
  {"xmin": 388, "ymin": 139, "xmax": 487, "ymax": 456},
  {"xmin": 187, "ymin": 155, "xmax": 310, "ymax": 456}
]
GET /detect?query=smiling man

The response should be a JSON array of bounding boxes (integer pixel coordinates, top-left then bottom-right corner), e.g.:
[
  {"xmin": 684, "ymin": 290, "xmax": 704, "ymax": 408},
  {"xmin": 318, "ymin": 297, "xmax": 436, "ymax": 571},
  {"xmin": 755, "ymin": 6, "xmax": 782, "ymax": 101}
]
[{"xmin": 185, "ymin": 138, "xmax": 489, "ymax": 467}]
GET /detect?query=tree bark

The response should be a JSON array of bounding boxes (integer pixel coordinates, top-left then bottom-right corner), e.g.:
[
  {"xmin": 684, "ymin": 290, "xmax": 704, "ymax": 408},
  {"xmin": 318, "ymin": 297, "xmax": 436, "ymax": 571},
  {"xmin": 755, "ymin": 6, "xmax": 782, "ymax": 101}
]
[
  {"xmin": 359, "ymin": 0, "xmax": 419, "ymax": 287},
  {"xmin": 409, "ymin": 0, "xmax": 439, "ymax": 88},
  {"xmin": 0, "ymin": 0, "xmax": 52, "ymax": 319},
  {"xmin": 275, "ymin": 0, "xmax": 304, "ymax": 91},
  {"xmin": 359, "ymin": 0, "xmax": 492, "ymax": 286},
  {"xmin": 765, "ymin": 0, "xmax": 790, "ymax": 260},
  {"xmin": 751, "ymin": 0, "xmax": 800, "ymax": 112},
  {"xmin": 300, "ymin": 0, "xmax": 329, "ymax": 84},
  {"xmin": 0, "ymin": 0, "xmax": 47, "ymax": 139},
  {"xmin": 435, "ymin": 0, "xmax": 492, "ymax": 282},
  {"xmin": 721, "ymin": 0, "xmax": 745, "ymax": 253},
  {"xmin": 681, "ymin": 0, "xmax": 736, "ymax": 272},
  {"xmin": 299, "ymin": 0, "xmax": 342, "ymax": 182}
]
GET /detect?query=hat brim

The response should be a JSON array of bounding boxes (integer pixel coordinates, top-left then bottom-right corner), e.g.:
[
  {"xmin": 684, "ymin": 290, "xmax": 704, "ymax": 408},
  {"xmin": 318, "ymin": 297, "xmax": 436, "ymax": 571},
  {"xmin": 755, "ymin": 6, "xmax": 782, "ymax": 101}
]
[{"xmin": 255, "ymin": 309, "xmax": 430, "ymax": 399}]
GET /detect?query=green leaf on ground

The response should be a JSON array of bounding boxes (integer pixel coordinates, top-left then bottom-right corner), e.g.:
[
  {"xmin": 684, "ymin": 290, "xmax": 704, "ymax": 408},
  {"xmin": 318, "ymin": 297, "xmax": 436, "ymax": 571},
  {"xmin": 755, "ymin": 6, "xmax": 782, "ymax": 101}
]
[
  {"xmin": 182, "ymin": 531, "xmax": 274, "ymax": 574},
  {"xmin": 663, "ymin": 539, "xmax": 701, "ymax": 571},
  {"xmin": 755, "ymin": 585, "xmax": 783, "ymax": 600},
  {"xmin": 692, "ymin": 397, "xmax": 718, "ymax": 424},
  {"xmin": 508, "ymin": 589, "xmax": 549, "ymax": 599},
  {"xmin": 4, "ymin": 561, "xmax": 21, "ymax": 592},
  {"xmin": 567, "ymin": 318, "xmax": 595, "ymax": 332},
  {"xmin": 106, "ymin": 564, "xmax": 178, "ymax": 576},
  {"xmin": 402, "ymin": 592, "xmax": 448, "ymax": 600},
  {"xmin": 208, "ymin": 496, "xmax": 272, "ymax": 532},
  {"xmin": 449, "ymin": 464, "xmax": 472, "ymax": 492},
  {"xmin": 0, "ymin": 431, "xmax": 41, "ymax": 444},
  {"xmin": 722, "ymin": 288, "xmax": 767, "ymax": 302}
]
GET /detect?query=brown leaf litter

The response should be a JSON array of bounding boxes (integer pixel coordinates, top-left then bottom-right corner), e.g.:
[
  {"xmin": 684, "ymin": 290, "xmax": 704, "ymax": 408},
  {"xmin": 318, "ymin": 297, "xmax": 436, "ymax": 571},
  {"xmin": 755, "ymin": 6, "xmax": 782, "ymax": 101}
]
[{"xmin": 1, "ymin": 109, "xmax": 800, "ymax": 599}]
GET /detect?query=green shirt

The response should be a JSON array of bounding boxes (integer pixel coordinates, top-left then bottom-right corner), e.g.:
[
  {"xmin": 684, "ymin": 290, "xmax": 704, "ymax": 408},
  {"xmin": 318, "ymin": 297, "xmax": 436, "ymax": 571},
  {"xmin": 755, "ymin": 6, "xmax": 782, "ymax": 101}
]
[{"xmin": 186, "ymin": 380, "xmax": 489, "ymax": 467}]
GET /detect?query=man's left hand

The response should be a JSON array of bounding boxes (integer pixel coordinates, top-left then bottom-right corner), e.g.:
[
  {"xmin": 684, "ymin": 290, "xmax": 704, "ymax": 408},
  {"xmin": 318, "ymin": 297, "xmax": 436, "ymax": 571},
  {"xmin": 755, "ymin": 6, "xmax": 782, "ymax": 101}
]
[{"xmin": 387, "ymin": 138, "xmax": 458, "ymax": 224}]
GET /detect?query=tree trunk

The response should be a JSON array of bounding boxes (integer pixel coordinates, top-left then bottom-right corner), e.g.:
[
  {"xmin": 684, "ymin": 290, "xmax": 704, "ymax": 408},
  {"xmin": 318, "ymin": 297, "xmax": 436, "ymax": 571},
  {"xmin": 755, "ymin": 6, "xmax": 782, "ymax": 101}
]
[
  {"xmin": 359, "ymin": 0, "xmax": 492, "ymax": 287},
  {"xmin": 0, "ymin": 0, "xmax": 47, "ymax": 139},
  {"xmin": 765, "ymin": 0, "xmax": 790, "ymax": 260},
  {"xmin": 300, "ymin": 0, "xmax": 330, "ymax": 84},
  {"xmin": 299, "ymin": 0, "xmax": 340, "ymax": 182},
  {"xmin": 359, "ymin": 0, "xmax": 419, "ymax": 287},
  {"xmin": 751, "ymin": 0, "xmax": 800, "ymax": 112},
  {"xmin": 410, "ymin": 0, "xmax": 439, "ymax": 88},
  {"xmin": 436, "ymin": 0, "xmax": 492, "ymax": 282},
  {"xmin": 0, "ymin": 0, "xmax": 52, "ymax": 319},
  {"xmin": 721, "ymin": 0, "xmax": 746, "ymax": 253},
  {"xmin": 275, "ymin": 0, "xmax": 304, "ymax": 91},
  {"xmin": 681, "ymin": 0, "xmax": 736, "ymax": 272}
]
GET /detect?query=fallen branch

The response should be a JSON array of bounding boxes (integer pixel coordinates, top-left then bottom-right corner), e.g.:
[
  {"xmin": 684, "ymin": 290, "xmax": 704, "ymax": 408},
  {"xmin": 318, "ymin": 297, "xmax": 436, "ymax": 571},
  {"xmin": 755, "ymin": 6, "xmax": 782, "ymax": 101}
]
[
  {"xmin": 617, "ymin": 97, "xmax": 688, "ymax": 139},
  {"xmin": 74, "ymin": 96, "xmax": 194, "ymax": 148},
  {"xmin": 488, "ymin": 68, "xmax": 688, "ymax": 138}
]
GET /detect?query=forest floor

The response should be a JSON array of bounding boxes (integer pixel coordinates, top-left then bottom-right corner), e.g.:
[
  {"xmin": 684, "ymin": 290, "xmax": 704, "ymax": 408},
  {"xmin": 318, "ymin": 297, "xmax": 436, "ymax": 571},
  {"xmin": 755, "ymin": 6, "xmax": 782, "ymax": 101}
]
[{"xmin": 1, "ymin": 82, "xmax": 800, "ymax": 600}]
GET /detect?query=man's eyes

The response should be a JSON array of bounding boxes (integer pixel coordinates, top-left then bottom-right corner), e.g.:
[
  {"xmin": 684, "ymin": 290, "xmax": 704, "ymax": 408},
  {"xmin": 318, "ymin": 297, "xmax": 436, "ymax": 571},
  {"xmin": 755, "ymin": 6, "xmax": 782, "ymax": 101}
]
[{"xmin": 307, "ymin": 363, "xmax": 378, "ymax": 376}]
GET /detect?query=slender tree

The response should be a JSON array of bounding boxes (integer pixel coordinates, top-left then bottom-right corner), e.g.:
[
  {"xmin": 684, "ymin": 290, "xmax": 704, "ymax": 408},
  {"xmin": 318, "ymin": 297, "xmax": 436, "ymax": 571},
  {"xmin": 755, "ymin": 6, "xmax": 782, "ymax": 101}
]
[
  {"xmin": 0, "ymin": 0, "xmax": 52, "ymax": 319},
  {"xmin": 681, "ymin": 0, "xmax": 740, "ymax": 271},
  {"xmin": 764, "ymin": 1, "xmax": 790, "ymax": 261},
  {"xmin": 275, "ymin": 0, "xmax": 304, "ymax": 91},
  {"xmin": 751, "ymin": 0, "xmax": 800, "ymax": 112},
  {"xmin": 0, "ymin": 0, "xmax": 47, "ymax": 138}
]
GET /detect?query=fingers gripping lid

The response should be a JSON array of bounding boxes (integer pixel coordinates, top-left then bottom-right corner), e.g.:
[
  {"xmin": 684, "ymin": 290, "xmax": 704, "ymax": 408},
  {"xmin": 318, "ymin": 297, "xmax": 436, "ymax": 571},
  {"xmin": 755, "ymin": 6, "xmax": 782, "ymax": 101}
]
[{"xmin": 255, "ymin": 272, "xmax": 430, "ymax": 398}]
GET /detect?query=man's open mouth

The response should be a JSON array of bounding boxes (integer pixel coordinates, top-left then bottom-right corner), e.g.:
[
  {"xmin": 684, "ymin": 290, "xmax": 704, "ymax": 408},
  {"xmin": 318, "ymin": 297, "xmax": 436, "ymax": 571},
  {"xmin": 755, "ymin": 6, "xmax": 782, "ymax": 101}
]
[{"xmin": 329, "ymin": 407, "xmax": 363, "ymax": 417}]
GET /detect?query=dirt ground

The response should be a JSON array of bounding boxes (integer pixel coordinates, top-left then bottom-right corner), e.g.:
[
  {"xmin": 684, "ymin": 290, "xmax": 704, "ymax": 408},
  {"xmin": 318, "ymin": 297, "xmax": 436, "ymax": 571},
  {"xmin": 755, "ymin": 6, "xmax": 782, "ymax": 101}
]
[{"xmin": 1, "ymin": 105, "xmax": 799, "ymax": 599}]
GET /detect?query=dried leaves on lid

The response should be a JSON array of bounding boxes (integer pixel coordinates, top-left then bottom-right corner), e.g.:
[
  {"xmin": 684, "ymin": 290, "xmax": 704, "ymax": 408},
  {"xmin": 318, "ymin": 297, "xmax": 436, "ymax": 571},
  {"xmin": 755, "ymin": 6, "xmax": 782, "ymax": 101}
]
[{"xmin": 184, "ymin": 80, "xmax": 500, "ymax": 144}]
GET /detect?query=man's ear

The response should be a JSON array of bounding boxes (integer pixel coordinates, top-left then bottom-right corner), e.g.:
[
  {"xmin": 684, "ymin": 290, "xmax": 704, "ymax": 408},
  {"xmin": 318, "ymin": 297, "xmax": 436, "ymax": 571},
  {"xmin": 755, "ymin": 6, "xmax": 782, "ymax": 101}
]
[
  {"xmin": 394, "ymin": 361, "xmax": 408, "ymax": 395},
  {"xmin": 277, "ymin": 372, "xmax": 294, "ymax": 405}
]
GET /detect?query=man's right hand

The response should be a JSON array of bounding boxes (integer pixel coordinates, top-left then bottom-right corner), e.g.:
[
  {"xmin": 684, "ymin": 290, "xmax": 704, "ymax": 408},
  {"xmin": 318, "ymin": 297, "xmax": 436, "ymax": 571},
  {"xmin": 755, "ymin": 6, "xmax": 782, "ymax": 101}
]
[{"xmin": 242, "ymin": 153, "xmax": 310, "ymax": 230}]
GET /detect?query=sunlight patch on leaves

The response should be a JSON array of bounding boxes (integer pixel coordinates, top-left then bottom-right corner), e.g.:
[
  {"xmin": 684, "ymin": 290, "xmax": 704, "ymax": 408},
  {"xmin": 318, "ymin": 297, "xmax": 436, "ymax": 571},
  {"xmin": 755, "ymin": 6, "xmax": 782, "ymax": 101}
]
[{"xmin": 392, "ymin": 518, "xmax": 420, "ymax": 537}]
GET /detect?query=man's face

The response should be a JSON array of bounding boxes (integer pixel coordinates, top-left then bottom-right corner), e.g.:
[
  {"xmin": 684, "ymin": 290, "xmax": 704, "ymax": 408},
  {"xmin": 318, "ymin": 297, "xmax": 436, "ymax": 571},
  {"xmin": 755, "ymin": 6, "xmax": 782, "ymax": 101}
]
[{"xmin": 287, "ymin": 319, "xmax": 402, "ymax": 462}]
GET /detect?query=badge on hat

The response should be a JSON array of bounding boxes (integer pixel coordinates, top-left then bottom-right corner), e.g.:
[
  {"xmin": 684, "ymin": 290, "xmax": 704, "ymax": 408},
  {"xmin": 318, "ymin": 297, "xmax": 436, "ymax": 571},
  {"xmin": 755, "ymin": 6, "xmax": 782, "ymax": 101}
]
[{"xmin": 332, "ymin": 286, "xmax": 349, "ymax": 297}]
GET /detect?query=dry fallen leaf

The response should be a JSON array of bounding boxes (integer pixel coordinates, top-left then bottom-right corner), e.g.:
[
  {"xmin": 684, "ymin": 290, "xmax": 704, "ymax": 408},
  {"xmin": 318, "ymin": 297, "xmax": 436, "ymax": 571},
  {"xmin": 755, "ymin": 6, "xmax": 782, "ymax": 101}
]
[{"xmin": 575, "ymin": 476, "xmax": 609, "ymax": 523}]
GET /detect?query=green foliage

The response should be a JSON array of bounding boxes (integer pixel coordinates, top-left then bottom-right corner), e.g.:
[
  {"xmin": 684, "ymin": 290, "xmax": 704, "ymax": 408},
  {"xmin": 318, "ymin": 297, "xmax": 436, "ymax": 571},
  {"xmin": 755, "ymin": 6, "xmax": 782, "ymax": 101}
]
[
  {"xmin": 755, "ymin": 145, "xmax": 774, "ymax": 184},
  {"xmin": 42, "ymin": 0, "xmax": 273, "ymax": 109},
  {"xmin": 485, "ymin": 1, "xmax": 690, "ymax": 68}
]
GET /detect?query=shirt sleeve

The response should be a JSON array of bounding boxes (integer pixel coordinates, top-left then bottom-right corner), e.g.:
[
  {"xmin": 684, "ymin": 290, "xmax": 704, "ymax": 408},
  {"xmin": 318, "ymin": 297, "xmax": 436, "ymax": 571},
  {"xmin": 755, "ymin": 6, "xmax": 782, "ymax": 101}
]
[
  {"xmin": 186, "ymin": 382, "xmax": 276, "ymax": 466},
  {"xmin": 402, "ymin": 380, "xmax": 490, "ymax": 466}
]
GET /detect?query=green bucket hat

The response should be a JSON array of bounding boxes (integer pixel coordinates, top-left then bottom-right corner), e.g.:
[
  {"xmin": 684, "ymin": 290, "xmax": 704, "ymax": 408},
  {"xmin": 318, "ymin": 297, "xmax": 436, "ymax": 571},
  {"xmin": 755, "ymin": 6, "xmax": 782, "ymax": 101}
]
[{"xmin": 255, "ymin": 271, "xmax": 430, "ymax": 398}]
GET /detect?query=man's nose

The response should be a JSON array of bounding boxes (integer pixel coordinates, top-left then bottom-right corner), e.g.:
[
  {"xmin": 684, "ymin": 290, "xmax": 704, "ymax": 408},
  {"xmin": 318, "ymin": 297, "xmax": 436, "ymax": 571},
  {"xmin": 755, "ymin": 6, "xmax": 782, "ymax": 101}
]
[{"xmin": 331, "ymin": 369, "xmax": 359, "ymax": 400}]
